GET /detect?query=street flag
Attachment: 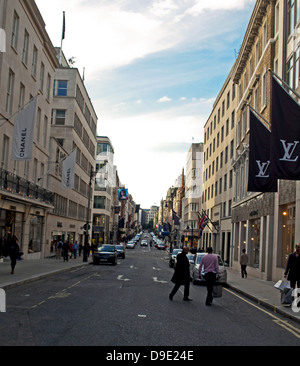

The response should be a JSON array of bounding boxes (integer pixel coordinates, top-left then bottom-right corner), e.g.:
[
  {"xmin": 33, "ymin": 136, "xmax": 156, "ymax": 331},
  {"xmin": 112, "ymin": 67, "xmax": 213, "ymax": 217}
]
[
  {"xmin": 247, "ymin": 110, "xmax": 277, "ymax": 192},
  {"xmin": 62, "ymin": 149, "xmax": 76, "ymax": 189},
  {"xmin": 11, "ymin": 96, "xmax": 37, "ymax": 161},
  {"xmin": 198, "ymin": 212, "xmax": 208, "ymax": 239},
  {"xmin": 270, "ymin": 77, "xmax": 300, "ymax": 180},
  {"xmin": 62, "ymin": 11, "xmax": 66, "ymax": 40},
  {"xmin": 172, "ymin": 210, "xmax": 180, "ymax": 225}
]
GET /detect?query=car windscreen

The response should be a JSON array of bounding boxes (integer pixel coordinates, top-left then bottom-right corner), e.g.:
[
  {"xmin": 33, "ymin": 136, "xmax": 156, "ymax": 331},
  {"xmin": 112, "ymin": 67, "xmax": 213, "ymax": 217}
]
[
  {"xmin": 100, "ymin": 245, "xmax": 114, "ymax": 252},
  {"xmin": 115, "ymin": 246, "xmax": 123, "ymax": 250}
]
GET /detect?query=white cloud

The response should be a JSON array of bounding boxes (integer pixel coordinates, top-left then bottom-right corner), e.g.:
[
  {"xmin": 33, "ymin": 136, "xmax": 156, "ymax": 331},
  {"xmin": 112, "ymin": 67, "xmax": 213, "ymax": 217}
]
[
  {"xmin": 36, "ymin": 0, "xmax": 255, "ymax": 80},
  {"xmin": 158, "ymin": 96, "xmax": 172, "ymax": 103}
]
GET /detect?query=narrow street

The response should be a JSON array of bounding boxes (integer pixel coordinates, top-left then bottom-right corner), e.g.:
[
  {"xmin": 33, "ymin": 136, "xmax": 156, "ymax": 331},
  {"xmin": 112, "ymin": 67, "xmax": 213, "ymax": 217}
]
[{"xmin": 1, "ymin": 241, "xmax": 299, "ymax": 348}]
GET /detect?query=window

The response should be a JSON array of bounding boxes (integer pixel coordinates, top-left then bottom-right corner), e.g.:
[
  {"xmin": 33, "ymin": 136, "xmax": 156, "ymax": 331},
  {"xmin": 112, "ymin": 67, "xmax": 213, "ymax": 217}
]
[
  {"xmin": 6, "ymin": 69, "xmax": 15, "ymax": 114},
  {"xmin": 36, "ymin": 107, "xmax": 41, "ymax": 142},
  {"xmin": 32, "ymin": 46, "xmax": 38, "ymax": 78},
  {"xmin": 52, "ymin": 109, "xmax": 66, "ymax": 125},
  {"xmin": 97, "ymin": 143, "xmax": 109, "ymax": 155},
  {"xmin": 261, "ymin": 71, "xmax": 267, "ymax": 109},
  {"xmin": 46, "ymin": 74, "xmax": 51, "ymax": 100},
  {"xmin": 255, "ymin": 40, "xmax": 260, "ymax": 67},
  {"xmin": 2, "ymin": 135, "xmax": 9, "ymax": 169},
  {"xmin": 262, "ymin": 20, "xmax": 268, "ymax": 50},
  {"xmin": 53, "ymin": 80, "xmax": 68, "ymax": 96},
  {"xmin": 40, "ymin": 63, "xmax": 45, "ymax": 92},
  {"xmin": 94, "ymin": 196, "xmax": 106, "ymax": 209},
  {"xmin": 22, "ymin": 30, "xmax": 29, "ymax": 65},
  {"xmin": 43, "ymin": 116, "xmax": 48, "ymax": 147},
  {"xmin": 11, "ymin": 11, "xmax": 19, "ymax": 50},
  {"xmin": 18, "ymin": 83, "xmax": 25, "ymax": 110}
]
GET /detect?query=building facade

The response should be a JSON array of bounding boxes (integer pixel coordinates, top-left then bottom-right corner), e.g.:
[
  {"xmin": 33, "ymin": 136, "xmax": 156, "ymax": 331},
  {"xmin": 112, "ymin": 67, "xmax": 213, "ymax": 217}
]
[
  {"xmin": 47, "ymin": 50, "xmax": 97, "ymax": 255},
  {"xmin": 0, "ymin": 0, "xmax": 59, "ymax": 259}
]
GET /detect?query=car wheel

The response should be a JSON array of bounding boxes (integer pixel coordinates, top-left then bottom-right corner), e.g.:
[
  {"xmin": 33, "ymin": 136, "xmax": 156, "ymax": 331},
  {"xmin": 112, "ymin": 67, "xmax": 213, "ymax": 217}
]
[{"xmin": 93, "ymin": 258, "xmax": 99, "ymax": 265}]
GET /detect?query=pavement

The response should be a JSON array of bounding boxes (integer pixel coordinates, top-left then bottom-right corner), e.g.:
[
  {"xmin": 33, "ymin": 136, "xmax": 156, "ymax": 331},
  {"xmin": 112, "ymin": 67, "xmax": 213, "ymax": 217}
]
[{"xmin": 0, "ymin": 254, "xmax": 299, "ymax": 324}]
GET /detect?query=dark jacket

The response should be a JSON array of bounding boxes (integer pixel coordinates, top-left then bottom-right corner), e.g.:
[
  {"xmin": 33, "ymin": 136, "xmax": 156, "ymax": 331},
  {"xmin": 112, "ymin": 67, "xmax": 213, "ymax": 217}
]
[
  {"xmin": 284, "ymin": 252, "xmax": 300, "ymax": 281},
  {"xmin": 8, "ymin": 237, "xmax": 20, "ymax": 259},
  {"xmin": 171, "ymin": 252, "xmax": 190, "ymax": 285}
]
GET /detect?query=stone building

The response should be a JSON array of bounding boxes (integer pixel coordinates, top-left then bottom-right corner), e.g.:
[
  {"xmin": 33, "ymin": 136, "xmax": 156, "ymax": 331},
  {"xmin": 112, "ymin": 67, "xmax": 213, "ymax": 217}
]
[{"xmin": 0, "ymin": 0, "xmax": 59, "ymax": 258}]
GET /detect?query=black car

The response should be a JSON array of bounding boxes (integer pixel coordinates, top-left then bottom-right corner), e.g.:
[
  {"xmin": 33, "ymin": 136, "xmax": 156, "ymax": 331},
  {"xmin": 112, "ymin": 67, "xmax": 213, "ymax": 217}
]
[
  {"xmin": 93, "ymin": 244, "xmax": 117, "ymax": 265},
  {"xmin": 115, "ymin": 244, "xmax": 125, "ymax": 259}
]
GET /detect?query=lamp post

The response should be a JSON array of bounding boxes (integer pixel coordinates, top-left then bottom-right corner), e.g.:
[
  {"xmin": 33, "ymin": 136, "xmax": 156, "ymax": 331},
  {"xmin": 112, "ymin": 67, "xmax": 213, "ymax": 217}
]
[{"xmin": 83, "ymin": 167, "xmax": 96, "ymax": 262}]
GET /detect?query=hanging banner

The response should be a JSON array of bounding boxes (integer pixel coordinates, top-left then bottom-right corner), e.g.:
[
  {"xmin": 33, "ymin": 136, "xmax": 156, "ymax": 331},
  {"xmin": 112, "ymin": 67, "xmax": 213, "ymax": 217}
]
[
  {"xmin": 270, "ymin": 77, "xmax": 300, "ymax": 180},
  {"xmin": 62, "ymin": 149, "xmax": 76, "ymax": 189},
  {"xmin": 248, "ymin": 111, "xmax": 277, "ymax": 192},
  {"xmin": 11, "ymin": 96, "xmax": 37, "ymax": 161}
]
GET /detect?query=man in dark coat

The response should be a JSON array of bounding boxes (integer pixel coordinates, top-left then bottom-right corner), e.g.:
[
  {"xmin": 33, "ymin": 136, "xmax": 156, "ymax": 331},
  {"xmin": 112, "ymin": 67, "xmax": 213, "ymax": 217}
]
[
  {"xmin": 284, "ymin": 243, "xmax": 300, "ymax": 289},
  {"xmin": 8, "ymin": 235, "xmax": 20, "ymax": 274},
  {"xmin": 169, "ymin": 246, "xmax": 192, "ymax": 301}
]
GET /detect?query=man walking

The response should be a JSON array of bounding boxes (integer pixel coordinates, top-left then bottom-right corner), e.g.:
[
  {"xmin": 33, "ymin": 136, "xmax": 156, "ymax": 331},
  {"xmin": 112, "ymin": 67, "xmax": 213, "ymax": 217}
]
[
  {"xmin": 284, "ymin": 243, "xmax": 300, "ymax": 289},
  {"xmin": 240, "ymin": 248, "xmax": 249, "ymax": 278},
  {"xmin": 169, "ymin": 247, "xmax": 192, "ymax": 302},
  {"xmin": 198, "ymin": 247, "xmax": 219, "ymax": 306}
]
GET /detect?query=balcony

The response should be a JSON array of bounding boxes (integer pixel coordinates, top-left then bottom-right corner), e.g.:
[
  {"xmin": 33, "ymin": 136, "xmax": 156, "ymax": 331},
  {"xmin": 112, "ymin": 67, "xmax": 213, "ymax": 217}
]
[{"xmin": 0, "ymin": 168, "xmax": 54, "ymax": 206}]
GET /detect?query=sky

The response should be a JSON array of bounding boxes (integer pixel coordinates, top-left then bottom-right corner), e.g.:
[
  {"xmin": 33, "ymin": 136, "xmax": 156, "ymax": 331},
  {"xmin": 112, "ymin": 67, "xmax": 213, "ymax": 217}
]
[{"xmin": 36, "ymin": 0, "xmax": 256, "ymax": 209}]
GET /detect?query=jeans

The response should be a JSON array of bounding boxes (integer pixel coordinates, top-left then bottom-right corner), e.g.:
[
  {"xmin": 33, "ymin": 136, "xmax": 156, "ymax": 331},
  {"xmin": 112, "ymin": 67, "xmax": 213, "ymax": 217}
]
[
  {"xmin": 241, "ymin": 265, "xmax": 247, "ymax": 278},
  {"xmin": 204, "ymin": 272, "xmax": 217, "ymax": 304}
]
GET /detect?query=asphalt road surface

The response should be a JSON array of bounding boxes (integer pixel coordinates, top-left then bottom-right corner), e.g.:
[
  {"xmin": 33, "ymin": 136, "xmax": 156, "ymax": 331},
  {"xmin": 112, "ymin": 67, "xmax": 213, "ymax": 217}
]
[{"xmin": 1, "ymin": 240, "xmax": 300, "ymax": 347}]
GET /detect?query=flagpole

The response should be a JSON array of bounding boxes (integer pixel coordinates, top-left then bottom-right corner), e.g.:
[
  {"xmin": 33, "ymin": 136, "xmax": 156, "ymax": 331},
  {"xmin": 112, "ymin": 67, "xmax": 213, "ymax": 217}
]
[
  {"xmin": 248, "ymin": 105, "xmax": 271, "ymax": 129},
  {"xmin": 0, "ymin": 93, "xmax": 40, "ymax": 128},
  {"xmin": 268, "ymin": 68, "xmax": 300, "ymax": 100},
  {"xmin": 59, "ymin": 11, "xmax": 65, "ymax": 66}
]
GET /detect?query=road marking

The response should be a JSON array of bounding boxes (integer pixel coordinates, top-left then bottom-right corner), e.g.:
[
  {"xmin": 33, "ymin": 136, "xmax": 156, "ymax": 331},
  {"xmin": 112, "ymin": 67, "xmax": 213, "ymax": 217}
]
[
  {"xmin": 138, "ymin": 314, "xmax": 146, "ymax": 318},
  {"xmin": 225, "ymin": 288, "xmax": 300, "ymax": 339},
  {"xmin": 117, "ymin": 275, "xmax": 130, "ymax": 282},
  {"xmin": 152, "ymin": 277, "xmax": 168, "ymax": 284}
]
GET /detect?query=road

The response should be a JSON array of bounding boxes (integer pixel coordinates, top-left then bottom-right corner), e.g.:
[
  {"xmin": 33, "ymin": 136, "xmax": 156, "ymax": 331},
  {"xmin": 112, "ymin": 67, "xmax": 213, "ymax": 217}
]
[{"xmin": 1, "ymin": 236, "xmax": 300, "ymax": 347}]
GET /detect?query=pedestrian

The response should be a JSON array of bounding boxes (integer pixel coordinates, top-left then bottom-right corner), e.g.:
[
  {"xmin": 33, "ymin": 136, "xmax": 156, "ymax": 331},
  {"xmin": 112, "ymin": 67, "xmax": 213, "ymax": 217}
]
[
  {"xmin": 56, "ymin": 239, "xmax": 63, "ymax": 260},
  {"xmin": 198, "ymin": 247, "xmax": 219, "ymax": 306},
  {"xmin": 284, "ymin": 243, "xmax": 300, "ymax": 289},
  {"xmin": 62, "ymin": 241, "xmax": 69, "ymax": 262},
  {"xmin": 8, "ymin": 235, "xmax": 20, "ymax": 274},
  {"xmin": 69, "ymin": 242, "xmax": 73, "ymax": 259},
  {"xmin": 79, "ymin": 242, "xmax": 83, "ymax": 257},
  {"xmin": 240, "ymin": 248, "xmax": 249, "ymax": 278},
  {"xmin": 73, "ymin": 241, "xmax": 79, "ymax": 259},
  {"xmin": 169, "ymin": 246, "xmax": 192, "ymax": 302}
]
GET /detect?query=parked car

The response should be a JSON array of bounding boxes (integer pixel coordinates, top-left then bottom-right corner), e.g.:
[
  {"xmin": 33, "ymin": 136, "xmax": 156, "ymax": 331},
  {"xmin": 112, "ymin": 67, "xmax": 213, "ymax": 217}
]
[
  {"xmin": 174, "ymin": 252, "xmax": 194, "ymax": 268},
  {"xmin": 140, "ymin": 239, "xmax": 148, "ymax": 246},
  {"xmin": 126, "ymin": 241, "xmax": 135, "ymax": 249},
  {"xmin": 169, "ymin": 248, "xmax": 182, "ymax": 267},
  {"xmin": 190, "ymin": 253, "xmax": 227, "ymax": 284},
  {"xmin": 92, "ymin": 244, "xmax": 117, "ymax": 265},
  {"xmin": 156, "ymin": 241, "xmax": 167, "ymax": 250},
  {"xmin": 115, "ymin": 244, "xmax": 125, "ymax": 259}
]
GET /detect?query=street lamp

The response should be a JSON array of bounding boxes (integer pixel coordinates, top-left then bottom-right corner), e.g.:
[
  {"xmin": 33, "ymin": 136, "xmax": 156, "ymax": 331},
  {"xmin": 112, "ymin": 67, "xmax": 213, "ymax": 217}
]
[{"xmin": 83, "ymin": 167, "xmax": 96, "ymax": 262}]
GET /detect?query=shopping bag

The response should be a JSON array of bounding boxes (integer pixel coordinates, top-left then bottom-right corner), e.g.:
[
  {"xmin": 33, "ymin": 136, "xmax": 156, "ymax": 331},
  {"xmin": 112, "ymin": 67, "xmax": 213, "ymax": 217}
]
[
  {"xmin": 274, "ymin": 280, "xmax": 282, "ymax": 289},
  {"xmin": 281, "ymin": 288, "xmax": 294, "ymax": 305},
  {"xmin": 278, "ymin": 279, "xmax": 290, "ymax": 292},
  {"xmin": 213, "ymin": 285, "xmax": 222, "ymax": 298}
]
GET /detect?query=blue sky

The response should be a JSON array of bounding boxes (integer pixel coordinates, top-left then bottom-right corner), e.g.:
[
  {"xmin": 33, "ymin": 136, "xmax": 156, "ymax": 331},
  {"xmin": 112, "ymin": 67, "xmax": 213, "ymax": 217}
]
[{"xmin": 36, "ymin": 0, "xmax": 256, "ymax": 209}]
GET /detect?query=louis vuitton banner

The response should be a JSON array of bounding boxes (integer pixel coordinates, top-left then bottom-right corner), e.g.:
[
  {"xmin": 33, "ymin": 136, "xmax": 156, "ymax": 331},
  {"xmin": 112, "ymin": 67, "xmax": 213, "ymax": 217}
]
[
  {"xmin": 248, "ymin": 110, "xmax": 277, "ymax": 192},
  {"xmin": 270, "ymin": 77, "xmax": 300, "ymax": 180}
]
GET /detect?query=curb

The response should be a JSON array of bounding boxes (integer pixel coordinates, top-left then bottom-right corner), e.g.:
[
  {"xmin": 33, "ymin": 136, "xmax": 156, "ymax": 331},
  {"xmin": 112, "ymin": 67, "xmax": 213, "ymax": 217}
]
[
  {"xmin": 226, "ymin": 283, "xmax": 300, "ymax": 325},
  {"xmin": 1, "ymin": 262, "xmax": 91, "ymax": 290}
]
